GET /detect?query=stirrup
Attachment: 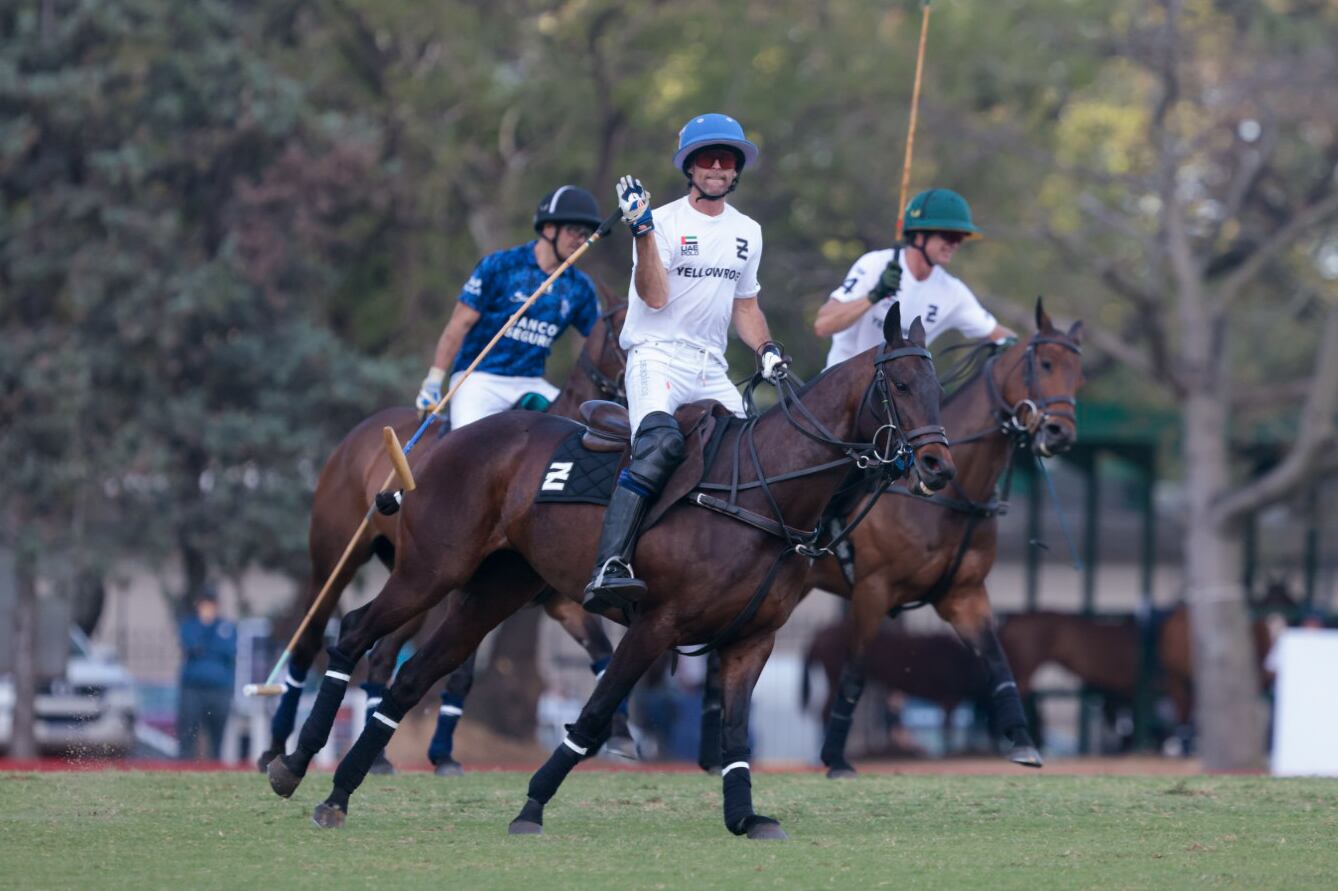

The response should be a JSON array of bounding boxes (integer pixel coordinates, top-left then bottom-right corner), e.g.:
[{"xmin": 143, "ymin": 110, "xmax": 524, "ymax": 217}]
[{"xmin": 583, "ymin": 559, "xmax": 646, "ymax": 617}]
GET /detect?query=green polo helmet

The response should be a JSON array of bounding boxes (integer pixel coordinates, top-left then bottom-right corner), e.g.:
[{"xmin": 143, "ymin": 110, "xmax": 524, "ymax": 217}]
[{"xmin": 902, "ymin": 188, "xmax": 981, "ymax": 238}]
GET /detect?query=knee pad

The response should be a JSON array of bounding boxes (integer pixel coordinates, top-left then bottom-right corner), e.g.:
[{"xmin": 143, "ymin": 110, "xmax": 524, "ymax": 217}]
[{"xmin": 624, "ymin": 412, "xmax": 685, "ymax": 492}]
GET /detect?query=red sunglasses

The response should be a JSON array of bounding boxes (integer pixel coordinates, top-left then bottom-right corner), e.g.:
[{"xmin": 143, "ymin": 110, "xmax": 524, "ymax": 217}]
[{"xmin": 691, "ymin": 147, "xmax": 740, "ymax": 170}]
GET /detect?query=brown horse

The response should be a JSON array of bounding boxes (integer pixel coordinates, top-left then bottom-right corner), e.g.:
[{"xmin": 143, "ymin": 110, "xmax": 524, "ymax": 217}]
[
  {"xmin": 255, "ymin": 305, "xmax": 630, "ymax": 773},
  {"xmin": 268, "ymin": 305, "xmax": 955, "ymax": 840},
  {"xmin": 1000, "ymin": 605, "xmax": 1274, "ymax": 748},
  {"xmin": 778, "ymin": 300, "xmax": 1084, "ymax": 777},
  {"xmin": 801, "ymin": 620, "xmax": 991, "ymax": 755}
]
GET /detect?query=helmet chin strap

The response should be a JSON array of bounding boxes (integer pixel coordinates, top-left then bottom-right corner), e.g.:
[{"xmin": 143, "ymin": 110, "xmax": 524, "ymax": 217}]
[
  {"xmin": 903, "ymin": 231, "xmax": 935, "ymax": 269},
  {"xmin": 684, "ymin": 169, "xmax": 741, "ymax": 202}
]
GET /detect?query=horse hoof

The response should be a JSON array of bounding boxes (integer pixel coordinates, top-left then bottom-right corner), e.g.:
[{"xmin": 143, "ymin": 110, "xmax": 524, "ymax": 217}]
[
  {"xmin": 312, "ymin": 802, "xmax": 346, "ymax": 829},
  {"xmin": 433, "ymin": 759, "xmax": 464, "ymax": 777},
  {"xmin": 604, "ymin": 734, "xmax": 639, "ymax": 761},
  {"xmin": 508, "ymin": 820, "xmax": 543, "ymax": 836},
  {"xmin": 267, "ymin": 757, "xmax": 303, "ymax": 798},
  {"xmin": 746, "ymin": 820, "xmax": 788, "ymax": 841},
  {"xmin": 825, "ymin": 766, "xmax": 857, "ymax": 780},
  {"xmin": 1009, "ymin": 745, "xmax": 1044, "ymax": 768},
  {"xmin": 255, "ymin": 749, "xmax": 281, "ymax": 773},
  {"xmin": 368, "ymin": 754, "xmax": 396, "ymax": 776}
]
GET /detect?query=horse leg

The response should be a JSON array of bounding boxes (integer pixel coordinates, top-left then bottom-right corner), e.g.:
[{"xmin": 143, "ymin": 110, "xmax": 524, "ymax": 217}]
[
  {"xmin": 267, "ymin": 566, "xmax": 463, "ymax": 799},
  {"xmin": 938, "ymin": 587, "xmax": 1043, "ymax": 768},
  {"xmin": 819, "ymin": 588, "xmax": 883, "ymax": 778},
  {"xmin": 717, "ymin": 632, "xmax": 786, "ymax": 840},
  {"xmin": 697, "ymin": 651, "xmax": 723, "ymax": 772},
  {"xmin": 426, "ymin": 651, "xmax": 476, "ymax": 776},
  {"xmin": 508, "ymin": 617, "xmax": 672, "ymax": 836},
  {"xmin": 360, "ymin": 611, "xmax": 426, "ymax": 776},
  {"xmin": 542, "ymin": 592, "xmax": 638, "ymax": 760},
  {"xmin": 311, "ymin": 572, "xmax": 544, "ymax": 827},
  {"xmin": 258, "ymin": 535, "xmax": 372, "ymax": 772}
]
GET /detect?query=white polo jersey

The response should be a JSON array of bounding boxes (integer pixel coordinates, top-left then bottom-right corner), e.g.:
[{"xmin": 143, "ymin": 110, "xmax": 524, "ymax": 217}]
[
  {"xmin": 621, "ymin": 195, "xmax": 763, "ymax": 362},
  {"xmin": 823, "ymin": 248, "xmax": 998, "ymax": 368}
]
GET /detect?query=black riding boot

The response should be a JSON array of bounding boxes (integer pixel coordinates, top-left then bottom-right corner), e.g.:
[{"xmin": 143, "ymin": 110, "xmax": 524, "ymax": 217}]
[{"xmin": 582, "ymin": 484, "xmax": 650, "ymax": 617}]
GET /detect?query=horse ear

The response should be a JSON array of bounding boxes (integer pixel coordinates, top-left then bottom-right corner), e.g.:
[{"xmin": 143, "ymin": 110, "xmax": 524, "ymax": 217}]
[
  {"xmin": 1035, "ymin": 296, "xmax": 1053, "ymax": 332},
  {"xmin": 1067, "ymin": 319, "xmax": 1084, "ymax": 344},
  {"xmin": 907, "ymin": 314, "xmax": 927, "ymax": 345},
  {"xmin": 883, "ymin": 301, "xmax": 903, "ymax": 344}
]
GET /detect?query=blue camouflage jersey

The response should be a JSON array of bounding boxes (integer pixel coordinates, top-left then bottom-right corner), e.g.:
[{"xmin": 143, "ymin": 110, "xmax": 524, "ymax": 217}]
[{"xmin": 453, "ymin": 241, "xmax": 600, "ymax": 378}]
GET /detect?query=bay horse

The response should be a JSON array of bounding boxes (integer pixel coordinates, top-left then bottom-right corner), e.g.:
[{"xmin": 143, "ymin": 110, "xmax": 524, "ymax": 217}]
[
  {"xmin": 1000, "ymin": 604, "xmax": 1274, "ymax": 749},
  {"xmin": 255, "ymin": 305, "xmax": 631, "ymax": 774},
  {"xmin": 801, "ymin": 620, "xmax": 990, "ymax": 755},
  {"xmin": 268, "ymin": 305, "xmax": 955, "ymax": 840},
  {"xmin": 769, "ymin": 300, "xmax": 1083, "ymax": 777}
]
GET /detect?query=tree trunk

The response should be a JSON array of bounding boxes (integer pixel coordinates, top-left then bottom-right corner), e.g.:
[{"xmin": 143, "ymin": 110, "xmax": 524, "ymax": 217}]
[
  {"xmin": 11, "ymin": 549, "xmax": 39, "ymax": 760},
  {"xmin": 1182, "ymin": 390, "xmax": 1265, "ymax": 770},
  {"xmin": 468, "ymin": 607, "xmax": 543, "ymax": 739}
]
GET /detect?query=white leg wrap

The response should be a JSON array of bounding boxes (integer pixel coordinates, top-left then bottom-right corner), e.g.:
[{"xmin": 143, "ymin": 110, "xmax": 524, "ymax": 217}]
[
  {"xmin": 562, "ymin": 736, "xmax": 588, "ymax": 756},
  {"xmin": 325, "ymin": 670, "xmax": 351, "ymax": 683},
  {"xmin": 372, "ymin": 712, "xmax": 399, "ymax": 729},
  {"xmin": 440, "ymin": 705, "xmax": 464, "ymax": 717},
  {"xmin": 721, "ymin": 761, "xmax": 750, "ymax": 777}
]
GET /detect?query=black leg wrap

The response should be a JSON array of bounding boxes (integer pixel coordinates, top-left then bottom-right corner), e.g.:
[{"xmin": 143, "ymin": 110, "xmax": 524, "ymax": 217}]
[
  {"xmin": 527, "ymin": 741, "xmax": 584, "ymax": 805},
  {"xmin": 331, "ymin": 698, "xmax": 407, "ymax": 797},
  {"xmin": 992, "ymin": 681, "xmax": 1028, "ymax": 740},
  {"xmin": 268, "ymin": 662, "xmax": 309, "ymax": 747},
  {"xmin": 721, "ymin": 757, "xmax": 754, "ymax": 836},
  {"xmin": 820, "ymin": 664, "xmax": 864, "ymax": 768},
  {"xmin": 291, "ymin": 647, "xmax": 356, "ymax": 769}
]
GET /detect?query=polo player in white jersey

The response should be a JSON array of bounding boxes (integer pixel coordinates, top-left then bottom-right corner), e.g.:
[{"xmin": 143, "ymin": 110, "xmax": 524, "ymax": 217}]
[
  {"xmin": 582, "ymin": 113, "xmax": 787, "ymax": 618},
  {"xmin": 814, "ymin": 188, "xmax": 1014, "ymax": 362}
]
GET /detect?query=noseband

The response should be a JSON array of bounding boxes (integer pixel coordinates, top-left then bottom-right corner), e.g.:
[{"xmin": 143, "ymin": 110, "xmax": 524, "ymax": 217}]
[{"xmin": 956, "ymin": 334, "xmax": 1081, "ymax": 447}]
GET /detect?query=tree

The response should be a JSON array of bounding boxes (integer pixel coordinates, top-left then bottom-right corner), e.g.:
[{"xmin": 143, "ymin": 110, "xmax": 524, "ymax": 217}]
[{"xmin": 1020, "ymin": 0, "xmax": 1338, "ymax": 769}]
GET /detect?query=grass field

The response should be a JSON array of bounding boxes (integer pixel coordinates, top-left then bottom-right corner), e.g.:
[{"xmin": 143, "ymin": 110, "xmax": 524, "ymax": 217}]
[{"xmin": 2, "ymin": 769, "xmax": 1336, "ymax": 890}]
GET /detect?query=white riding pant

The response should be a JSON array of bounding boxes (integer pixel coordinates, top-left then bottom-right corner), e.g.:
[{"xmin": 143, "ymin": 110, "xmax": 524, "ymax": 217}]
[
  {"xmin": 625, "ymin": 341, "xmax": 745, "ymax": 434},
  {"xmin": 448, "ymin": 371, "xmax": 559, "ymax": 429}
]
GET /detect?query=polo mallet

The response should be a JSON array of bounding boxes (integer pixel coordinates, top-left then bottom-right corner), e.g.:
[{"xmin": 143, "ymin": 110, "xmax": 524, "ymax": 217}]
[
  {"xmin": 244, "ymin": 208, "xmax": 623, "ymax": 697},
  {"xmin": 895, "ymin": 0, "xmax": 932, "ymax": 240}
]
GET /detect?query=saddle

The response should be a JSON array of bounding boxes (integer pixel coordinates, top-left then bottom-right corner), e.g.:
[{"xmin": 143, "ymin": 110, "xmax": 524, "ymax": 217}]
[{"xmin": 577, "ymin": 399, "xmax": 735, "ymax": 529}]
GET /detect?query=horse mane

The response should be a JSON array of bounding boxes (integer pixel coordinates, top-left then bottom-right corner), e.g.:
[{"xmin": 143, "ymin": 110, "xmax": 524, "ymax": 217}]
[{"xmin": 939, "ymin": 340, "xmax": 1001, "ymax": 403}]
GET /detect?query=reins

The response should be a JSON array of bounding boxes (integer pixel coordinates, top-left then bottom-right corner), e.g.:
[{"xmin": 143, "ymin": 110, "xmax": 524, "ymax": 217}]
[
  {"xmin": 575, "ymin": 303, "xmax": 628, "ymax": 402},
  {"xmin": 678, "ymin": 345, "xmax": 946, "ymax": 656}
]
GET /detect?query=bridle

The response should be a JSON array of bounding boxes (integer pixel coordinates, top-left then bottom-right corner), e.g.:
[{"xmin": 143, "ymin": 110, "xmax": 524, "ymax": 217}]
[
  {"xmin": 679, "ymin": 342, "xmax": 948, "ymax": 656},
  {"xmin": 575, "ymin": 303, "xmax": 628, "ymax": 403},
  {"xmin": 952, "ymin": 333, "xmax": 1081, "ymax": 449}
]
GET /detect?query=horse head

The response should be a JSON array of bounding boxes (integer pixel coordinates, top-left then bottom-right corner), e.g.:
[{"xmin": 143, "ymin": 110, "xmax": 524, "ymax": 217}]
[
  {"xmin": 994, "ymin": 297, "xmax": 1084, "ymax": 458},
  {"xmin": 868, "ymin": 302, "xmax": 956, "ymax": 495},
  {"xmin": 578, "ymin": 302, "xmax": 629, "ymax": 404}
]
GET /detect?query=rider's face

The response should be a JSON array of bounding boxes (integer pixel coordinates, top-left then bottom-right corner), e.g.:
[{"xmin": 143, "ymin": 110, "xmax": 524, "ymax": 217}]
[
  {"xmin": 545, "ymin": 223, "xmax": 592, "ymax": 260},
  {"xmin": 923, "ymin": 231, "xmax": 967, "ymax": 265},
  {"xmin": 689, "ymin": 150, "xmax": 739, "ymax": 196}
]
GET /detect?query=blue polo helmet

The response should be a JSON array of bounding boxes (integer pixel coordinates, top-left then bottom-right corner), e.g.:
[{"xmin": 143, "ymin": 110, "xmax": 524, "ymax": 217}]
[{"xmin": 672, "ymin": 114, "xmax": 760, "ymax": 174}]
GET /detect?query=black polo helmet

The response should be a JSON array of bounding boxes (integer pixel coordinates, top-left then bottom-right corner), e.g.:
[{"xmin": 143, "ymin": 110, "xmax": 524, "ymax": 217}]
[{"xmin": 533, "ymin": 185, "xmax": 603, "ymax": 233}]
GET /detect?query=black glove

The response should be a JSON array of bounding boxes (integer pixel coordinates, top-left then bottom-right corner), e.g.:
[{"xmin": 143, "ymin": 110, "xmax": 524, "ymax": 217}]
[{"xmin": 868, "ymin": 257, "xmax": 903, "ymax": 303}]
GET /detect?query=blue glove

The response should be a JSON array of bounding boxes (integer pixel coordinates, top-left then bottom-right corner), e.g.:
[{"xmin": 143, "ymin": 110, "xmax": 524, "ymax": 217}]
[
  {"xmin": 416, "ymin": 367, "xmax": 445, "ymax": 416},
  {"xmin": 616, "ymin": 175, "xmax": 654, "ymax": 237}
]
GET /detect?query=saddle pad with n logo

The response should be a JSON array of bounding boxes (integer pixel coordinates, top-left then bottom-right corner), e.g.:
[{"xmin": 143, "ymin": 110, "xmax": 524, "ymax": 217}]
[{"xmin": 533, "ymin": 429, "xmax": 623, "ymax": 505}]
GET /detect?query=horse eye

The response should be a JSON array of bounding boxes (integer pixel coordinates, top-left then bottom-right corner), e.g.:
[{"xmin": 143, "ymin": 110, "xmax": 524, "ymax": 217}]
[
  {"xmin": 894, "ymin": 381, "xmax": 909, "ymax": 393},
  {"xmin": 1040, "ymin": 359, "xmax": 1053, "ymax": 372}
]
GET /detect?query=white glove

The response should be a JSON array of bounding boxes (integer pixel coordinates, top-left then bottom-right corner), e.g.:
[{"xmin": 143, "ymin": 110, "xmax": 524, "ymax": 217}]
[
  {"xmin": 416, "ymin": 366, "xmax": 445, "ymax": 415},
  {"xmin": 616, "ymin": 175, "xmax": 654, "ymax": 237},
  {"xmin": 760, "ymin": 345, "xmax": 787, "ymax": 382}
]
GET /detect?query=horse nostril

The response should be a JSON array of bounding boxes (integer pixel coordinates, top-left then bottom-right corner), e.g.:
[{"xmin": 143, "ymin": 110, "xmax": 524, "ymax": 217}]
[
  {"xmin": 1045, "ymin": 423, "xmax": 1066, "ymax": 440},
  {"xmin": 921, "ymin": 454, "xmax": 940, "ymax": 472}
]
